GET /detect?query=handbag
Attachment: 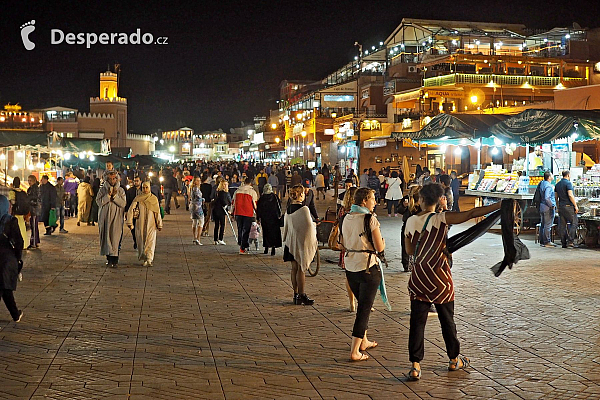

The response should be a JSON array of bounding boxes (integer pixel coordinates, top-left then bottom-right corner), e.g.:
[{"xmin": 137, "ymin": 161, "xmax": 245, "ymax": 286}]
[
  {"xmin": 132, "ymin": 203, "xmax": 140, "ymax": 220},
  {"xmin": 408, "ymin": 213, "xmax": 434, "ymax": 272},
  {"xmin": 48, "ymin": 209, "xmax": 58, "ymax": 227},
  {"xmin": 277, "ymin": 199, "xmax": 285, "ymax": 227}
]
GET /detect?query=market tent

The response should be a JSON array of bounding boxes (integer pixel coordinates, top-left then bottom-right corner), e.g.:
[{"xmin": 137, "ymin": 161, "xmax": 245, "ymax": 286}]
[
  {"xmin": 130, "ymin": 154, "xmax": 170, "ymax": 166},
  {"xmin": 64, "ymin": 154, "xmax": 137, "ymax": 170},
  {"xmin": 0, "ymin": 131, "xmax": 49, "ymax": 147},
  {"xmin": 391, "ymin": 113, "xmax": 509, "ymax": 145},
  {"xmin": 62, "ymin": 138, "xmax": 109, "ymax": 154},
  {"xmin": 488, "ymin": 109, "xmax": 600, "ymax": 145}
]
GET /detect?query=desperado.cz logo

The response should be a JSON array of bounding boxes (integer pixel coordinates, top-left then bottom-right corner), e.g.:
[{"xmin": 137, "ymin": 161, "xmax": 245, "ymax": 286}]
[{"xmin": 20, "ymin": 20, "xmax": 168, "ymax": 50}]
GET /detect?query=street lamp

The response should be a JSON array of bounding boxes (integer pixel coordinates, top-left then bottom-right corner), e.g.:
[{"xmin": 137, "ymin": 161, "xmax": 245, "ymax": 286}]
[
  {"xmin": 275, "ymin": 137, "xmax": 280, "ymax": 144},
  {"xmin": 271, "ymin": 123, "xmax": 277, "ymax": 129}
]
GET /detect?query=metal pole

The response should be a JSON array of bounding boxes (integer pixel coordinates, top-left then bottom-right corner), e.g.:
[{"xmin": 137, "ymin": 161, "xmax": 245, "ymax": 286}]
[
  {"xmin": 476, "ymin": 138, "xmax": 481, "ymax": 169},
  {"xmin": 525, "ymin": 143, "xmax": 530, "ymax": 176}
]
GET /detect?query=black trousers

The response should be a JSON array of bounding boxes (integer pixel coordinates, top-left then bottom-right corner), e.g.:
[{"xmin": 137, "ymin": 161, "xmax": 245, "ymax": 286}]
[
  {"xmin": 401, "ymin": 221, "xmax": 409, "ymax": 270},
  {"xmin": 213, "ymin": 214, "xmax": 225, "ymax": 241},
  {"xmin": 131, "ymin": 219, "xmax": 137, "ymax": 248},
  {"xmin": 558, "ymin": 205, "xmax": 578, "ymax": 246},
  {"xmin": 409, "ymin": 300, "xmax": 460, "ymax": 362},
  {"xmin": 346, "ymin": 265, "xmax": 381, "ymax": 338},
  {"xmin": 235, "ymin": 215, "xmax": 253, "ymax": 250},
  {"xmin": 1, "ymin": 289, "xmax": 20, "ymax": 320}
]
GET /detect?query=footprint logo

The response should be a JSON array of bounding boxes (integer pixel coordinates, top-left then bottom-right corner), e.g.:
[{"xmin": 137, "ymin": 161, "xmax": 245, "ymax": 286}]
[{"xmin": 20, "ymin": 20, "xmax": 36, "ymax": 51}]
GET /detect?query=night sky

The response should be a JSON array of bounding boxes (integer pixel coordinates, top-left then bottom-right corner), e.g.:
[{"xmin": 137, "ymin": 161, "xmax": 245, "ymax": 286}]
[{"xmin": 0, "ymin": 0, "xmax": 596, "ymax": 134}]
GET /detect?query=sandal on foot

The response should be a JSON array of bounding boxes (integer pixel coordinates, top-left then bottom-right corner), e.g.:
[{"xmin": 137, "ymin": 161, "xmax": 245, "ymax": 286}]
[
  {"xmin": 360, "ymin": 341, "xmax": 378, "ymax": 351},
  {"xmin": 448, "ymin": 356, "xmax": 470, "ymax": 371},
  {"xmin": 350, "ymin": 353, "xmax": 369, "ymax": 362},
  {"xmin": 407, "ymin": 367, "xmax": 421, "ymax": 381}
]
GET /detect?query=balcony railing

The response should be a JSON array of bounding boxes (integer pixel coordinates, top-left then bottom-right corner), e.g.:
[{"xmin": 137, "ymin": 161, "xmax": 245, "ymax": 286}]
[{"xmin": 424, "ymin": 73, "xmax": 587, "ymax": 88}]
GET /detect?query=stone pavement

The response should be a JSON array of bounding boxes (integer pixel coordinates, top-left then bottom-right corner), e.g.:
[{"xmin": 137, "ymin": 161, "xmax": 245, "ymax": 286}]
[{"xmin": 1, "ymin": 193, "xmax": 600, "ymax": 399}]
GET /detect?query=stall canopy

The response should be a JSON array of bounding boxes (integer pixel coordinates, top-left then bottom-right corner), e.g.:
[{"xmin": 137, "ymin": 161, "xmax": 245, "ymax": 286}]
[
  {"xmin": 391, "ymin": 113, "xmax": 509, "ymax": 145},
  {"xmin": 130, "ymin": 154, "xmax": 170, "ymax": 166},
  {"xmin": 489, "ymin": 109, "xmax": 600, "ymax": 145},
  {"xmin": 62, "ymin": 138, "xmax": 109, "ymax": 154},
  {"xmin": 64, "ymin": 154, "xmax": 136, "ymax": 170},
  {"xmin": 0, "ymin": 131, "xmax": 49, "ymax": 147}
]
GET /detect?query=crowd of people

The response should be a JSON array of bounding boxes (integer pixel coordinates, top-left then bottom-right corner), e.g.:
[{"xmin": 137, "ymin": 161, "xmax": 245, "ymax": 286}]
[{"xmin": 1, "ymin": 158, "xmax": 493, "ymax": 382}]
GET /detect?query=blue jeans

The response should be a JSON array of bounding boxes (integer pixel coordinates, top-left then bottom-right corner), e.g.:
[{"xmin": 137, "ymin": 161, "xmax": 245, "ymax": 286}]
[
  {"xmin": 58, "ymin": 206, "xmax": 65, "ymax": 229},
  {"xmin": 539, "ymin": 208, "xmax": 555, "ymax": 245}
]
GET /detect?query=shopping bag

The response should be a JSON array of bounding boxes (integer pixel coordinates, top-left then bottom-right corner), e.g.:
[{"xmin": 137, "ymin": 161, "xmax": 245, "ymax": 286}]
[{"xmin": 48, "ymin": 209, "xmax": 58, "ymax": 227}]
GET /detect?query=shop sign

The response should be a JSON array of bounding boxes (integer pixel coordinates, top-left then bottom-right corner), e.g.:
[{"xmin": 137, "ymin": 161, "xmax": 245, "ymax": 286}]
[
  {"xmin": 324, "ymin": 128, "xmax": 335, "ymax": 135},
  {"xmin": 361, "ymin": 89, "xmax": 369, "ymax": 99},
  {"xmin": 428, "ymin": 90, "xmax": 464, "ymax": 99},
  {"xmin": 361, "ymin": 120, "xmax": 381, "ymax": 130},
  {"xmin": 293, "ymin": 123, "xmax": 305, "ymax": 135},
  {"xmin": 383, "ymin": 81, "xmax": 396, "ymax": 96},
  {"xmin": 402, "ymin": 118, "xmax": 412, "ymax": 130},
  {"xmin": 363, "ymin": 139, "xmax": 387, "ymax": 149}
]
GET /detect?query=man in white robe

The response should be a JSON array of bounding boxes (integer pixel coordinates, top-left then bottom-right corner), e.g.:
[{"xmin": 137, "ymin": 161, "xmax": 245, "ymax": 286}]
[{"xmin": 97, "ymin": 171, "xmax": 126, "ymax": 268}]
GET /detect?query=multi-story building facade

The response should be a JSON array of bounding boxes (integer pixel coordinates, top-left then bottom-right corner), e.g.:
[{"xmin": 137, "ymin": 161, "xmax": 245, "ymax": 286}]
[{"xmin": 276, "ymin": 18, "xmax": 600, "ymax": 174}]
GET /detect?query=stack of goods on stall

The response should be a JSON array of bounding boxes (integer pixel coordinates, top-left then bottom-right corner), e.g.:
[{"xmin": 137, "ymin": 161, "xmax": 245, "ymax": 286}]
[{"xmin": 473, "ymin": 167, "xmax": 520, "ymax": 194}]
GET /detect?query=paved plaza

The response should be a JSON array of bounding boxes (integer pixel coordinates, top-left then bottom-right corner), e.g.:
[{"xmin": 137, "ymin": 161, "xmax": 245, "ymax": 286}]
[{"xmin": 1, "ymin": 195, "xmax": 600, "ymax": 399}]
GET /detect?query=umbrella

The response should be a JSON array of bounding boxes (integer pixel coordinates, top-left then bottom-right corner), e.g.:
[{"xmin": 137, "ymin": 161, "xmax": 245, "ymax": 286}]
[{"xmin": 402, "ymin": 156, "xmax": 410, "ymax": 184}]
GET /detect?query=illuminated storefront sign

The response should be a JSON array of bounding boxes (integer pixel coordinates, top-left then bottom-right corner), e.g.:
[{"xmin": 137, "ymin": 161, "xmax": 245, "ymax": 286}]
[
  {"xmin": 360, "ymin": 120, "xmax": 381, "ymax": 130},
  {"xmin": 363, "ymin": 139, "xmax": 387, "ymax": 149}
]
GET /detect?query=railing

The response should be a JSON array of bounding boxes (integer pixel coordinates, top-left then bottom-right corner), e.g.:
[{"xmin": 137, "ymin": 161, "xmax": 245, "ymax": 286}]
[{"xmin": 424, "ymin": 73, "xmax": 586, "ymax": 87}]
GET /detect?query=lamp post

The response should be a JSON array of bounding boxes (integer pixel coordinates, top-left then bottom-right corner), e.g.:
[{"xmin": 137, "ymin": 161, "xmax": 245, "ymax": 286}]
[{"xmin": 301, "ymin": 130, "xmax": 307, "ymax": 164}]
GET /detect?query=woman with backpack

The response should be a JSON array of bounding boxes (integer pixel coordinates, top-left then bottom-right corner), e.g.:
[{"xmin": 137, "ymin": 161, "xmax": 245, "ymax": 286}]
[
  {"xmin": 8, "ymin": 177, "xmax": 28, "ymax": 249},
  {"xmin": 337, "ymin": 187, "xmax": 357, "ymax": 311},
  {"xmin": 339, "ymin": 188, "xmax": 385, "ymax": 362}
]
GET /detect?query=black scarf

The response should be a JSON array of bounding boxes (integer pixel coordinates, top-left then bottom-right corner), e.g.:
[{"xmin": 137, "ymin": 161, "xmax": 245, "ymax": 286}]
[{"xmin": 446, "ymin": 199, "xmax": 529, "ymax": 277}]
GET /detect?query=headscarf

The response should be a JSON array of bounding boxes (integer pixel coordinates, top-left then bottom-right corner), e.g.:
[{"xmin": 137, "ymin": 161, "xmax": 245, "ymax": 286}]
[
  {"xmin": 263, "ymin": 183, "xmax": 273, "ymax": 195},
  {"xmin": 133, "ymin": 181, "xmax": 160, "ymax": 214},
  {"xmin": 0, "ymin": 195, "xmax": 11, "ymax": 233}
]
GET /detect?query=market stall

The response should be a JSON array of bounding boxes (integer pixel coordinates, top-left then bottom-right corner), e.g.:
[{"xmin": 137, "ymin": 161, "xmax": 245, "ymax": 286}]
[{"xmin": 466, "ymin": 109, "xmax": 600, "ymax": 236}]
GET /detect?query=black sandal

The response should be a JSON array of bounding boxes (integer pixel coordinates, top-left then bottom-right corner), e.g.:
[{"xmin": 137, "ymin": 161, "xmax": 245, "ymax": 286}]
[
  {"xmin": 407, "ymin": 367, "xmax": 421, "ymax": 381},
  {"xmin": 448, "ymin": 356, "xmax": 470, "ymax": 371}
]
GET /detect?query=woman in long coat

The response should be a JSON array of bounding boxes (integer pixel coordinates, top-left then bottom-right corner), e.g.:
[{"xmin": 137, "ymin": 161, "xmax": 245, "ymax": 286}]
[
  {"xmin": 127, "ymin": 181, "xmax": 162, "ymax": 267},
  {"xmin": 256, "ymin": 184, "xmax": 282, "ymax": 256},
  {"xmin": 89, "ymin": 178, "xmax": 101, "ymax": 226},
  {"xmin": 0, "ymin": 195, "xmax": 24, "ymax": 322},
  {"xmin": 77, "ymin": 177, "xmax": 94, "ymax": 225}
]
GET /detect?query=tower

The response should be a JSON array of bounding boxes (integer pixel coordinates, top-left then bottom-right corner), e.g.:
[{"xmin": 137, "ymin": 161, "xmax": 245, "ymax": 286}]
[
  {"xmin": 99, "ymin": 71, "xmax": 118, "ymax": 100},
  {"xmin": 89, "ymin": 70, "xmax": 127, "ymax": 147}
]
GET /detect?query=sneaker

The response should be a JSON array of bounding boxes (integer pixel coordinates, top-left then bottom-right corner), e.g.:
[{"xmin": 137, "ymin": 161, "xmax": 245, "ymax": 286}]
[
  {"xmin": 394, "ymin": 214, "xmax": 398, "ymax": 217},
  {"xmin": 60, "ymin": 229, "xmax": 68, "ymax": 233},
  {"xmin": 239, "ymin": 249, "xmax": 246, "ymax": 255},
  {"xmin": 388, "ymin": 214, "xmax": 391, "ymax": 217},
  {"xmin": 542, "ymin": 243, "xmax": 556, "ymax": 248},
  {"xmin": 214, "ymin": 241, "xmax": 219, "ymax": 245},
  {"xmin": 218, "ymin": 240, "xmax": 226, "ymax": 245},
  {"xmin": 15, "ymin": 311, "xmax": 23, "ymax": 323},
  {"xmin": 298, "ymin": 293, "xmax": 314, "ymax": 306},
  {"xmin": 428, "ymin": 304, "xmax": 438, "ymax": 315}
]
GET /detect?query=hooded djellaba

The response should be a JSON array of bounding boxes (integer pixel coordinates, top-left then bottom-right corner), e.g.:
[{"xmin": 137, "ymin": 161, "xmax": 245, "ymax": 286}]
[{"xmin": 127, "ymin": 181, "xmax": 163, "ymax": 267}]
